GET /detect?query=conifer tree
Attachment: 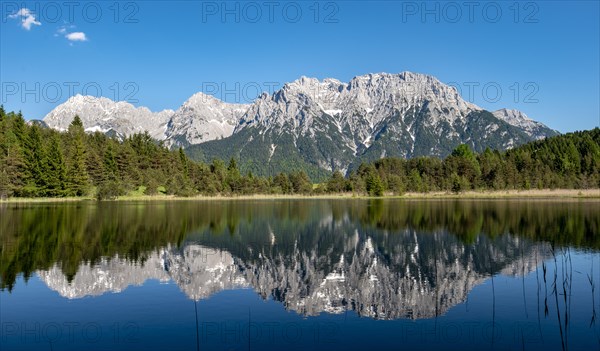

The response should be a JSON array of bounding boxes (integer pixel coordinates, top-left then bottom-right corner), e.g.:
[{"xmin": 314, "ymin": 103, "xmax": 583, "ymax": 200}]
[
  {"xmin": 44, "ymin": 133, "xmax": 67, "ymax": 196},
  {"xmin": 179, "ymin": 147, "xmax": 189, "ymax": 178},
  {"xmin": 0, "ymin": 168, "xmax": 11, "ymax": 198},
  {"xmin": 66, "ymin": 130, "xmax": 90, "ymax": 196},
  {"xmin": 85, "ymin": 148, "xmax": 105, "ymax": 184},
  {"xmin": 12, "ymin": 112, "xmax": 26, "ymax": 144},
  {"xmin": 366, "ymin": 172, "xmax": 384, "ymax": 196},
  {"xmin": 22, "ymin": 125, "xmax": 45, "ymax": 195},
  {"xmin": 103, "ymin": 142, "xmax": 118, "ymax": 181},
  {"xmin": 68, "ymin": 115, "xmax": 84, "ymax": 133}
]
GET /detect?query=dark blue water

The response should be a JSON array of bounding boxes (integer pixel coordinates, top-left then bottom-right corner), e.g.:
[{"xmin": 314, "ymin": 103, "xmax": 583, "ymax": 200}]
[{"xmin": 1, "ymin": 200, "xmax": 599, "ymax": 350}]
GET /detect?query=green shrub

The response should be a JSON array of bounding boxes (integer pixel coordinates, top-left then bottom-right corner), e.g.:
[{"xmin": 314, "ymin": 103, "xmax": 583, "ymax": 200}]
[{"xmin": 96, "ymin": 181, "xmax": 125, "ymax": 200}]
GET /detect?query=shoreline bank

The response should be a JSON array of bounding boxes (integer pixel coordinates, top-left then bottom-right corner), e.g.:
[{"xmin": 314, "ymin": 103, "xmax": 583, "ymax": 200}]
[{"xmin": 1, "ymin": 189, "xmax": 599, "ymax": 203}]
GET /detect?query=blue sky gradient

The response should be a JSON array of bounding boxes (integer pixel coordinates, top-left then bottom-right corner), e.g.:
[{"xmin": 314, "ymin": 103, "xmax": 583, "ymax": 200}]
[{"xmin": 1, "ymin": 1, "xmax": 599, "ymax": 132}]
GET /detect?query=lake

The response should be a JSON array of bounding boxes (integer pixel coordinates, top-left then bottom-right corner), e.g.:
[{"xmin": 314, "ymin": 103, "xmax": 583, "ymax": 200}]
[{"xmin": 1, "ymin": 199, "xmax": 599, "ymax": 350}]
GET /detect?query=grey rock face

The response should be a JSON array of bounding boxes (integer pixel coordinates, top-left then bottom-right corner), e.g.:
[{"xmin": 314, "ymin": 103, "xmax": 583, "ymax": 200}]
[
  {"xmin": 190, "ymin": 72, "xmax": 558, "ymax": 174},
  {"xmin": 43, "ymin": 73, "xmax": 557, "ymax": 171},
  {"xmin": 163, "ymin": 93, "xmax": 250, "ymax": 148},
  {"xmin": 43, "ymin": 94, "xmax": 174, "ymax": 141},
  {"xmin": 492, "ymin": 108, "xmax": 559, "ymax": 140}
]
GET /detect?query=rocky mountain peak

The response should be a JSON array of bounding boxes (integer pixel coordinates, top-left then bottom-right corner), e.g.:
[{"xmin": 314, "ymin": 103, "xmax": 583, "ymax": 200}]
[
  {"xmin": 493, "ymin": 108, "xmax": 534, "ymax": 127},
  {"xmin": 164, "ymin": 92, "xmax": 251, "ymax": 148},
  {"xmin": 493, "ymin": 108, "xmax": 558, "ymax": 140},
  {"xmin": 43, "ymin": 94, "xmax": 174, "ymax": 140},
  {"xmin": 42, "ymin": 72, "xmax": 558, "ymax": 175}
]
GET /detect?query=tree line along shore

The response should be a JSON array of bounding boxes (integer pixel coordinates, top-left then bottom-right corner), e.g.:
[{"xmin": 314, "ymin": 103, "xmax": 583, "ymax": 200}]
[{"xmin": 1, "ymin": 106, "xmax": 599, "ymax": 200}]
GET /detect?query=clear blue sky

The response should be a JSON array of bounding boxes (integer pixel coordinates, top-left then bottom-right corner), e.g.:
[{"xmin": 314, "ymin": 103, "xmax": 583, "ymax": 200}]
[{"xmin": 1, "ymin": 1, "xmax": 599, "ymax": 132}]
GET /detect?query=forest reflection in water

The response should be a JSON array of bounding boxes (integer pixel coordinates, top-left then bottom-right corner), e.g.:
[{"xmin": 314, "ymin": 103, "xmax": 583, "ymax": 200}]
[{"xmin": 1, "ymin": 199, "xmax": 599, "ymax": 350}]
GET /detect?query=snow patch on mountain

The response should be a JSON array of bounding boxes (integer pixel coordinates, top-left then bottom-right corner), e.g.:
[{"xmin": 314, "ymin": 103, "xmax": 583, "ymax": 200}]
[
  {"xmin": 163, "ymin": 92, "xmax": 250, "ymax": 148},
  {"xmin": 42, "ymin": 73, "xmax": 557, "ymax": 160},
  {"xmin": 43, "ymin": 94, "xmax": 174, "ymax": 141},
  {"xmin": 492, "ymin": 108, "xmax": 558, "ymax": 139},
  {"xmin": 235, "ymin": 72, "xmax": 483, "ymax": 150}
]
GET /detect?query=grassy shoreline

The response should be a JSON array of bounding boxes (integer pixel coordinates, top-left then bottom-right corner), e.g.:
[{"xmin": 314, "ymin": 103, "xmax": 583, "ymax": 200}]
[{"xmin": 1, "ymin": 188, "xmax": 599, "ymax": 203}]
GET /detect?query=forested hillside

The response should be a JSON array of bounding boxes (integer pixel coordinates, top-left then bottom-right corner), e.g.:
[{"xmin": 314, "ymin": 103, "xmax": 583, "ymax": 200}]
[
  {"xmin": 0, "ymin": 107, "xmax": 598, "ymax": 198},
  {"xmin": 333, "ymin": 128, "xmax": 600, "ymax": 196},
  {"xmin": 0, "ymin": 107, "xmax": 311, "ymax": 198}
]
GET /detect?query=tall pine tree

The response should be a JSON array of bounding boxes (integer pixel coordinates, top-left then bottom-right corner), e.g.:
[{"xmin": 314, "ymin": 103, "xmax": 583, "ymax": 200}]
[
  {"xmin": 103, "ymin": 142, "xmax": 118, "ymax": 181},
  {"xmin": 66, "ymin": 116, "xmax": 90, "ymax": 196},
  {"xmin": 43, "ymin": 133, "xmax": 67, "ymax": 196},
  {"xmin": 22, "ymin": 125, "xmax": 45, "ymax": 196}
]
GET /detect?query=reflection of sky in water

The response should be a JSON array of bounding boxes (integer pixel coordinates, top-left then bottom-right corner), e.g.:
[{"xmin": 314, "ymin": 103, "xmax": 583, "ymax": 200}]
[
  {"xmin": 1, "ymin": 200, "xmax": 600, "ymax": 350},
  {"xmin": 2, "ymin": 251, "xmax": 599, "ymax": 351}
]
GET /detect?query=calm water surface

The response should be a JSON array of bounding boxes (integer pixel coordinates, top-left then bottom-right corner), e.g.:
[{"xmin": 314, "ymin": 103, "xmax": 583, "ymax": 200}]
[{"xmin": 1, "ymin": 199, "xmax": 599, "ymax": 350}]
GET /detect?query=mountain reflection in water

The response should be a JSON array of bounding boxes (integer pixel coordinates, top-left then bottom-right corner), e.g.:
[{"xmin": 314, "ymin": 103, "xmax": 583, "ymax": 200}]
[{"xmin": 2, "ymin": 199, "xmax": 596, "ymax": 322}]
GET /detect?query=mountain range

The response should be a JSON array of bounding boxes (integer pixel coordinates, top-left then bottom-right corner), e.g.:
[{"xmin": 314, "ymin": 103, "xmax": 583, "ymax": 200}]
[{"xmin": 42, "ymin": 72, "xmax": 558, "ymax": 176}]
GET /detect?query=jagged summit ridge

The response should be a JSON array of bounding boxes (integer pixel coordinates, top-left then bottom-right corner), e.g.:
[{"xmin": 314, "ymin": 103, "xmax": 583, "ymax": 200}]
[
  {"xmin": 42, "ymin": 72, "xmax": 558, "ymax": 173},
  {"xmin": 164, "ymin": 92, "xmax": 250, "ymax": 147},
  {"xmin": 43, "ymin": 94, "xmax": 174, "ymax": 141},
  {"xmin": 492, "ymin": 108, "xmax": 556, "ymax": 140},
  {"xmin": 190, "ymin": 72, "xmax": 558, "ymax": 175},
  {"xmin": 235, "ymin": 72, "xmax": 481, "ymax": 147}
]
